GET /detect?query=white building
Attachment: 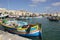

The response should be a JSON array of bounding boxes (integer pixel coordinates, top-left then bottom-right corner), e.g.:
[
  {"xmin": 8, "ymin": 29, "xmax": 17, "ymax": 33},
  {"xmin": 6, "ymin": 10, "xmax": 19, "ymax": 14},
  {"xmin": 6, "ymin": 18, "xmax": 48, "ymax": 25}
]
[{"xmin": 0, "ymin": 8, "xmax": 8, "ymax": 14}]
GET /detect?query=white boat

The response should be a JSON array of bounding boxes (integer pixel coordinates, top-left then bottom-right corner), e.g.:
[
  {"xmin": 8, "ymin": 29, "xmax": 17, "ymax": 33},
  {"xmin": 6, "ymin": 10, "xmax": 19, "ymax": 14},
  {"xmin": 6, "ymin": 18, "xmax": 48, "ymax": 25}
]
[
  {"xmin": 16, "ymin": 17, "xmax": 30, "ymax": 20},
  {"xmin": 0, "ymin": 13, "xmax": 9, "ymax": 18}
]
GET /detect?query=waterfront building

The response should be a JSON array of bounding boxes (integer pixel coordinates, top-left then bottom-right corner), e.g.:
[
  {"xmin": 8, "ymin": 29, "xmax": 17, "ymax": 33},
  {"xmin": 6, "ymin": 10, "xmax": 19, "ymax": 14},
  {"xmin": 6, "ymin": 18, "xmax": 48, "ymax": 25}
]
[
  {"xmin": 0, "ymin": 8, "xmax": 8, "ymax": 14},
  {"xmin": 0, "ymin": 8, "xmax": 60, "ymax": 17}
]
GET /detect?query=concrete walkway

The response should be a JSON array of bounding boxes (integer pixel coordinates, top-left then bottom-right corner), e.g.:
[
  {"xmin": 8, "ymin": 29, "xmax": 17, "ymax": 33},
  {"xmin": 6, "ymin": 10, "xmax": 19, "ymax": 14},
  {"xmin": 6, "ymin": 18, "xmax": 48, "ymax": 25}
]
[{"xmin": 0, "ymin": 30, "xmax": 31, "ymax": 40}]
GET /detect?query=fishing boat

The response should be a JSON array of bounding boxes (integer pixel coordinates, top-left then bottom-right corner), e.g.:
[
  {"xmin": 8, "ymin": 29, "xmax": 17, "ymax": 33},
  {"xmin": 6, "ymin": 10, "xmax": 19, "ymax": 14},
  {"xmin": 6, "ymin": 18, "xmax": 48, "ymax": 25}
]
[
  {"xmin": 16, "ymin": 17, "xmax": 29, "ymax": 20},
  {"xmin": 0, "ymin": 19, "xmax": 42, "ymax": 37},
  {"xmin": 47, "ymin": 16, "xmax": 59, "ymax": 21},
  {"xmin": 0, "ymin": 13, "xmax": 9, "ymax": 19}
]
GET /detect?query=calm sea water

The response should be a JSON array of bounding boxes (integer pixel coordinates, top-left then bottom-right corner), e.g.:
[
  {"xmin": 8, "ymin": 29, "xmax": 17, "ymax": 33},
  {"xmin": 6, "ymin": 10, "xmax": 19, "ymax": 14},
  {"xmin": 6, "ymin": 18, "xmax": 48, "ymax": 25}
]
[
  {"xmin": 23, "ymin": 17, "xmax": 60, "ymax": 40},
  {"xmin": 0, "ymin": 17, "xmax": 60, "ymax": 40}
]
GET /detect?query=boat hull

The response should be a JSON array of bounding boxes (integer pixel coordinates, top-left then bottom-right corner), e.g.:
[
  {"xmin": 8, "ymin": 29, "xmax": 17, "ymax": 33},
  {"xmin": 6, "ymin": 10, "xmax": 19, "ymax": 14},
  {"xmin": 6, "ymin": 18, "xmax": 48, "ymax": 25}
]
[
  {"xmin": 47, "ymin": 16, "xmax": 59, "ymax": 21},
  {"xmin": 49, "ymin": 19, "xmax": 59, "ymax": 21},
  {"xmin": 18, "ymin": 31, "xmax": 41, "ymax": 37},
  {"xmin": 3, "ymin": 25, "xmax": 41, "ymax": 37}
]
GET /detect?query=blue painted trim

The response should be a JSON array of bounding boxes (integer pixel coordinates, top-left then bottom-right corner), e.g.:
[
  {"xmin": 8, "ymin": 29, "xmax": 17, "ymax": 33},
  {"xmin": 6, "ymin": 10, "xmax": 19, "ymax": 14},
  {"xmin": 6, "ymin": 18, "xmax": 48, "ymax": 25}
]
[
  {"xmin": 18, "ymin": 31, "xmax": 41, "ymax": 37},
  {"xmin": 3, "ymin": 26, "xmax": 41, "ymax": 37}
]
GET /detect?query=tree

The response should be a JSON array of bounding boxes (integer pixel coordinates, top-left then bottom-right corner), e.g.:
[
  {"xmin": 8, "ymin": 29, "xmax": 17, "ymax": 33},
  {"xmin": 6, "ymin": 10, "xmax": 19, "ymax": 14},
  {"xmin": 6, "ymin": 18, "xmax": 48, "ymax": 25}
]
[
  {"xmin": 4, "ymin": 11, "xmax": 8, "ymax": 14},
  {"xmin": 9, "ymin": 12, "xmax": 13, "ymax": 16}
]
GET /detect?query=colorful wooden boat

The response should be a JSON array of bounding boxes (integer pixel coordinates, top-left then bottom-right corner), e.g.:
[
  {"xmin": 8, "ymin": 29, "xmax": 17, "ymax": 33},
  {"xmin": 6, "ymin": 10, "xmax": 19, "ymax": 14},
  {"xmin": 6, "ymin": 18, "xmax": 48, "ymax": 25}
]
[{"xmin": 0, "ymin": 19, "xmax": 42, "ymax": 37}]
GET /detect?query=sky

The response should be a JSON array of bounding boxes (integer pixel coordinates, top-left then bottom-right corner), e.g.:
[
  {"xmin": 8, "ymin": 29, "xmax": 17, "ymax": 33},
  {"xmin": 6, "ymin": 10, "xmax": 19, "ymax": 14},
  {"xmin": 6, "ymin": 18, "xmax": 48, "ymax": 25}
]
[{"xmin": 0, "ymin": 0, "xmax": 60, "ymax": 13}]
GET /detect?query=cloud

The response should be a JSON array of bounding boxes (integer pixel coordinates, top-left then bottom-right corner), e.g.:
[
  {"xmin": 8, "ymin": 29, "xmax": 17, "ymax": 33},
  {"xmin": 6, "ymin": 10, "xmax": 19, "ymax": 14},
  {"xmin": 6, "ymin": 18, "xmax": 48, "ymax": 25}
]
[
  {"xmin": 52, "ymin": 2, "xmax": 60, "ymax": 6},
  {"xmin": 29, "ymin": 4, "xmax": 36, "ymax": 7},
  {"xmin": 45, "ymin": 6, "xmax": 51, "ymax": 10},
  {"xmin": 29, "ymin": 0, "xmax": 47, "ymax": 7},
  {"xmin": 41, "ymin": 6, "xmax": 52, "ymax": 12},
  {"xmin": 31, "ymin": 0, "xmax": 47, "ymax": 4}
]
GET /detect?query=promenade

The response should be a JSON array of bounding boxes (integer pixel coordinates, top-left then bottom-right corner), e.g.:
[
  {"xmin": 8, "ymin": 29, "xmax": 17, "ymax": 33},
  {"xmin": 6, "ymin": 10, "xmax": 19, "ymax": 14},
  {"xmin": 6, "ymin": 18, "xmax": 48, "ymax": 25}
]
[{"xmin": 0, "ymin": 30, "xmax": 31, "ymax": 40}]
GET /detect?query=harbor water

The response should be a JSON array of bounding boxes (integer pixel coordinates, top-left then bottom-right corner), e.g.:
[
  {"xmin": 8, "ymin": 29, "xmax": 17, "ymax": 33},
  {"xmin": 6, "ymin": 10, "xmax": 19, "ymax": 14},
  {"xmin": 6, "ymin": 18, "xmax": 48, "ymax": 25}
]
[
  {"xmin": 22, "ymin": 17, "xmax": 60, "ymax": 40},
  {"xmin": 0, "ymin": 17, "xmax": 60, "ymax": 40}
]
